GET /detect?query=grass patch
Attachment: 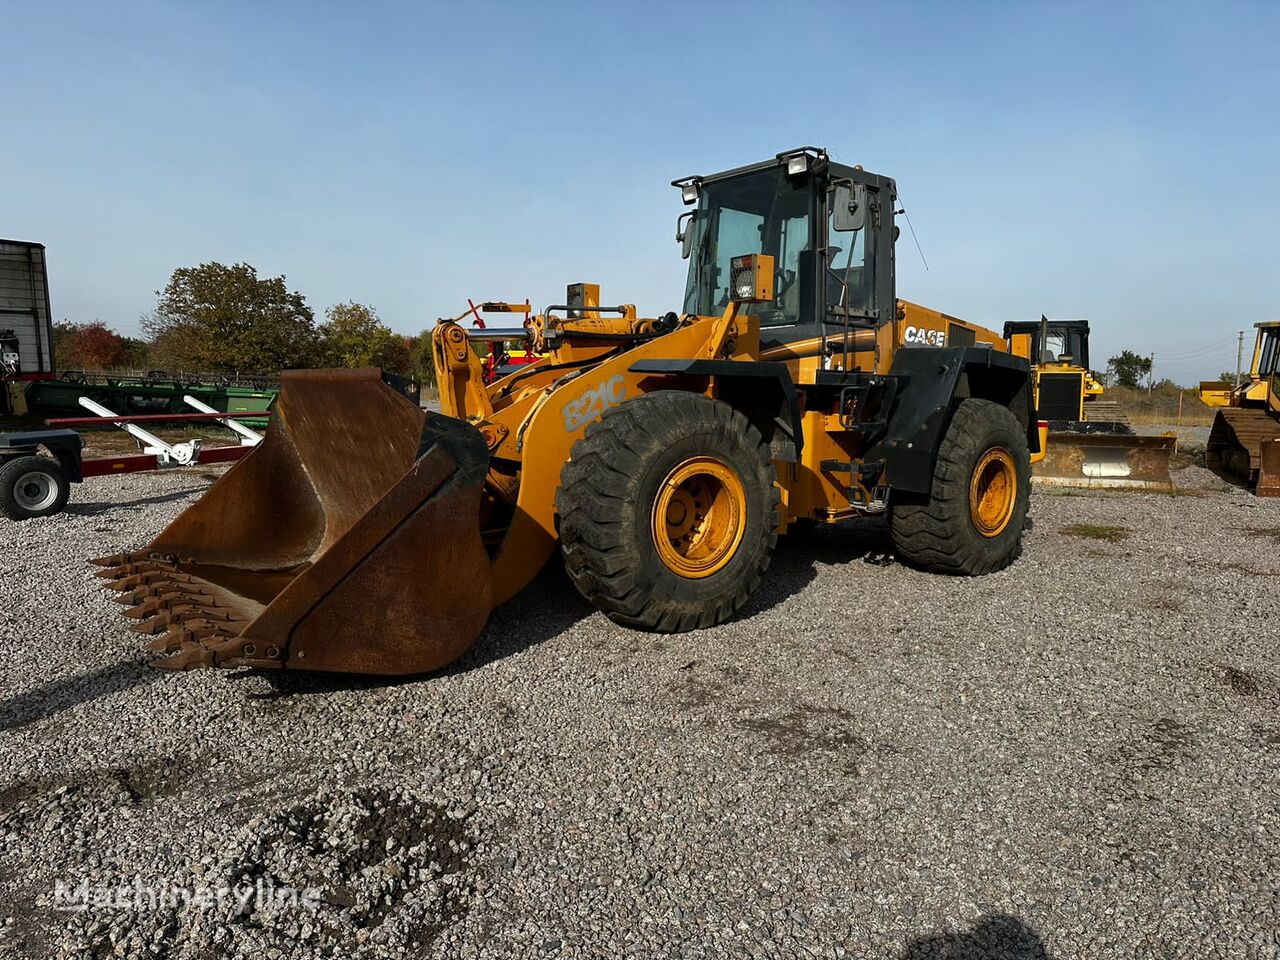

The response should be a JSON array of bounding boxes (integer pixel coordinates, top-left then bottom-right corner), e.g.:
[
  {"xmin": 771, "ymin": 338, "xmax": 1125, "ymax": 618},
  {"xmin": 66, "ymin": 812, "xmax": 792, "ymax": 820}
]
[{"xmin": 1061, "ymin": 523, "xmax": 1130, "ymax": 543}]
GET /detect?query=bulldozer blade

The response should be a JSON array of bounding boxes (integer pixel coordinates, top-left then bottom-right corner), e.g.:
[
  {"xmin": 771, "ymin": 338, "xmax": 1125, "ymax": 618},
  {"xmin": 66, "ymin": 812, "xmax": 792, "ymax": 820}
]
[
  {"xmin": 1257, "ymin": 438, "xmax": 1280, "ymax": 497},
  {"xmin": 91, "ymin": 369, "xmax": 493, "ymax": 675},
  {"xmin": 1034, "ymin": 432, "xmax": 1175, "ymax": 492}
]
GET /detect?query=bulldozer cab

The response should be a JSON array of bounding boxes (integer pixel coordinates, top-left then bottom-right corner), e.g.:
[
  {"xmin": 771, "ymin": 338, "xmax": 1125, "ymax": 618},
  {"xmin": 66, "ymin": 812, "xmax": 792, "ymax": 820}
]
[
  {"xmin": 1003, "ymin": 319, "xmax": 1091, "ymax": 370},
  {"xmin": 675, "ymin": 148, "xmax": 898, "ymax": 348},
  {"xmin": 1251, "ymin": 323, "xmax": 1280, "ymax": 412}
]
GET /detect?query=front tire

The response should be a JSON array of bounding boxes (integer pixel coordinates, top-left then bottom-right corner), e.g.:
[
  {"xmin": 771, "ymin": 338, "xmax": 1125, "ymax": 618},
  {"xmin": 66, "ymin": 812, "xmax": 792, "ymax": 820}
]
[
  {"xmin": 891, "ymin": 398, "xmax": 1030, "ymax": 575},
  {"xmin": 556, "ymin": 392, "xmax": 780, "ymax": 631},
  {"xmin": 0, "ymin": 455, "xmax": 70, "ymax": 521}
]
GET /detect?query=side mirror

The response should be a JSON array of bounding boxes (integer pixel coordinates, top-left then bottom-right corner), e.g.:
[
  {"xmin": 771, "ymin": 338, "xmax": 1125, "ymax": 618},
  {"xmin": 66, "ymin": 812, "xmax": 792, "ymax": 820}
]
[
  {"xmin": 831, "ymin": 182, "xmax": 866, "ymax": 232},
  {"xmin": 677, "ymin": 210, "xmax": 696, "ymax": 259}
]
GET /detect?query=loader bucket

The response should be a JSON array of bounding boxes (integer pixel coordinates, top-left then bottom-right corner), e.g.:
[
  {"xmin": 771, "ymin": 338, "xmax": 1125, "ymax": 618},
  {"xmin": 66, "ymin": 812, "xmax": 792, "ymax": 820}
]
[
  {"xmin": 91, "ymin": 369, "xmax": 494, "ymax": 675},
  {"xmin": 1033, "ymin": 431, "xmax": 1176, "ymax": 493}
]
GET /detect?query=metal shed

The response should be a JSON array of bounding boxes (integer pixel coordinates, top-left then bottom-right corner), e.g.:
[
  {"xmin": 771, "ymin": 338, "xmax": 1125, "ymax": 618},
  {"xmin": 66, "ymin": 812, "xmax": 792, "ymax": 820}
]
[{"xmin": 0, "ymin": 239, "xmax": 55, "ymax": 377}]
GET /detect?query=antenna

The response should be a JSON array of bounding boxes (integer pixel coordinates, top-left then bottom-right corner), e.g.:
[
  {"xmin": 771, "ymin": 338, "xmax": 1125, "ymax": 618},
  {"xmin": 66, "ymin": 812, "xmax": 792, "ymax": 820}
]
[{"xmin": 896, "ymin": 204, "xmax": 929, "ymax": 272}]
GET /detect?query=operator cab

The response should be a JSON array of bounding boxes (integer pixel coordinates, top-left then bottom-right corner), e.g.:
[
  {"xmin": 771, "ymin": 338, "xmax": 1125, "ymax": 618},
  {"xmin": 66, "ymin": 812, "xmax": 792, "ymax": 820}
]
[
  {"xmin": 674, "ymin": 147, "xmax": 898, "ymax": 348},
  {"xmin": 1002, "ymin": 319, "xmax": 1091, "ymax": 369}
]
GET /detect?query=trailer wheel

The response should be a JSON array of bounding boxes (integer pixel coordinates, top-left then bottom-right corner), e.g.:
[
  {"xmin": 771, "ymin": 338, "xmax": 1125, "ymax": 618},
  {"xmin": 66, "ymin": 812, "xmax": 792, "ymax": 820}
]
[
  {"xmin": 0, "ymin": 455, "xmax": 70, "ymax": 521},
  {"xmin": 891, "ymin": 398, "xmax": 1030, "ymax": 575},
  {"xmin": 557, "ymin": 392, "xmax": 780, "ymax": 632}
]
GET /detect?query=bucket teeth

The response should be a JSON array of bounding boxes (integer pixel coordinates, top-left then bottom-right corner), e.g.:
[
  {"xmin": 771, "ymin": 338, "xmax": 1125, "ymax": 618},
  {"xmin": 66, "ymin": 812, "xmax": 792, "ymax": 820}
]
[
  {"xmin": 129, "ymin": 614, "xmax": 168, "ymax": 636},
  {"xmin": 113, "ymin": 580, "xmax": 201, "ymax": 605},
  {"xmin": 151, "ymin": 642, "xmax": 218, "ymax": 671},
  {"xmin": 103, "ymin": 571, "xmax": 192, "ymax": 591},
  {"xmin": 143, "ymin": 633, "xmax": 185, "ymax": 654},
  {"xmin": 122, "ymin": 593, "xmax": 222, "ymax": 621},
  {"xmin": 143, "ymin": 621, "xmax": 238, "ymax": 654},
  {"xmin": 89, "ymin": 549, "xmax": 152, "ymax": 568},
  {"xmin": 95, "ymin": 561, "xmax": 159, "ymax": 580}
]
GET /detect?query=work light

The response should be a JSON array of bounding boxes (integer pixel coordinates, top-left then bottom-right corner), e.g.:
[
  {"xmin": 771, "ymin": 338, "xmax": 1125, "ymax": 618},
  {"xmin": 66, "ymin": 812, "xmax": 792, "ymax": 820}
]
[
  {"xmin": 729, "ymin": 254, "xmax": 774, "ymax": 303},
  {"xmin": 786, "ymin": 153, "xmax": 809, "ymax": 176}
]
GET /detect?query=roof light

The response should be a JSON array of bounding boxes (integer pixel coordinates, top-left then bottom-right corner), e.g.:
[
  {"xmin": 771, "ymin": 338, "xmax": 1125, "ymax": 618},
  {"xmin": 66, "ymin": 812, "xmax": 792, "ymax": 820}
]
[{"xmin": 785, "ymin": 154, "xmax": 809, "ymax": 176}]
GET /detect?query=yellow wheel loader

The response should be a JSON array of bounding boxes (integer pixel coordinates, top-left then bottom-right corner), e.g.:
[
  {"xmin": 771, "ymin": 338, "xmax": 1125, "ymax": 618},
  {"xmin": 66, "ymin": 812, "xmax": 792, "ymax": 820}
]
[
  {"xmin": 1003, "ymin": 317, "xmax": 1174, "ymax": 492},
  {"xmin": 1204, "ymin": 321, "xmax": 1280, "ymax": 495},
  {"xmin": 94, "ymin": 148, "xmax": 1045, "ymax": 675}
]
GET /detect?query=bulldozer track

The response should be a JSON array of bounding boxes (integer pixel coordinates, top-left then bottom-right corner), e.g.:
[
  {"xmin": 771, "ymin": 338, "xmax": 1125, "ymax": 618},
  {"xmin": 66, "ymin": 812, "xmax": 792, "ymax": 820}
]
[
  {"xmin": 1206, "ymin": 406, "xmax": 1280, "ymax": 494},
  {"xmin": 1083, "ymin": 399, "xmax": 1130, "ymax": 426}
]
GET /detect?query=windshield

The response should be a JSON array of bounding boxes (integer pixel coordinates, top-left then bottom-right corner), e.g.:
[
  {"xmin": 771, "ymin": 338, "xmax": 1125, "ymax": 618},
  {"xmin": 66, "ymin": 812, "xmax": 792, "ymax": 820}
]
[
  {"xmin": 1043, "ymin": 327, "xmax": 1088, "ymax": 367},
  {"xmin": 682, "ymin": 167, "xmax": 813, "ymax": 327}
]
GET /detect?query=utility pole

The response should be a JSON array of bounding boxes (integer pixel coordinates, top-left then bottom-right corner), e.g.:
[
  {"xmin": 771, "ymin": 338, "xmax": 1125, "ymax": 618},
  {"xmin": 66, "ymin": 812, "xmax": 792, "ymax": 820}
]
[
  {"xmin": 1148, "ymin": 352, "xmax": 1155, "ymax": 394},
  {"xmin": 1236, "ymin": 331, "xmax": 1245, "ymax": 388}
]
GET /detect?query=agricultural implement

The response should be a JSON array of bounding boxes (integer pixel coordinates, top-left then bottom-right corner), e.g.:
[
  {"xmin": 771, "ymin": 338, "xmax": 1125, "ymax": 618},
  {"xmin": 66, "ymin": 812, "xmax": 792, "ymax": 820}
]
[
  {"xmin": 1004, "ymin": 317, "xmax": 1174, "ymax": 492},
  {"xmin": 95, "ymin": 147, "xmax": 1046, "ymax": 675},
  {"xmin": 0, "ymin": 397, "xmax": 261, "ymax": 520}
]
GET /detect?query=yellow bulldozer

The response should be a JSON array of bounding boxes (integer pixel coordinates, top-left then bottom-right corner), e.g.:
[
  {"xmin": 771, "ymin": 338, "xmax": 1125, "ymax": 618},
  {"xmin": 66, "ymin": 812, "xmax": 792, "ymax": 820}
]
[
  {"xmin": 1203, "ymin": 321, "xmax": 1280, "ymax": 495},
  {"xmin": 94, "ymin": 147, "xmax": 1046, "ymax": 675},
  {"xmin": 1003, "ymin": 317, "xmax": 1174, "ymax": 491}
]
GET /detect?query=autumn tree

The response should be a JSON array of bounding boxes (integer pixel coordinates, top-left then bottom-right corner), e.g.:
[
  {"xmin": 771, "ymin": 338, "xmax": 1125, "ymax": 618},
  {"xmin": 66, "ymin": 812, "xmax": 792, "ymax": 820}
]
[
  {"xmin": 317, "ymin": 302, "xmax": 413, "ymax": 376},
  {"xmin": 53, "ymin": 320, "xmax": 130, "ymax": 370},
  {"xmin": 144, "ymin": 262, "xmax": 320, "ymax": 373},
  {"xmin": 1106, "ymin": 350, "xmax": 1153, "ymax": 389}
]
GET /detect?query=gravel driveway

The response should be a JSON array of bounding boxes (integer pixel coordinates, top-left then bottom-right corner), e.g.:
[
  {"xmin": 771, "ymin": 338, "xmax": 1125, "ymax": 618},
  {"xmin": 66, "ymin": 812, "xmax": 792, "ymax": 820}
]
[{"xmin": 1, "ymin": 464, "xmax": 1277, "ymax": 959}]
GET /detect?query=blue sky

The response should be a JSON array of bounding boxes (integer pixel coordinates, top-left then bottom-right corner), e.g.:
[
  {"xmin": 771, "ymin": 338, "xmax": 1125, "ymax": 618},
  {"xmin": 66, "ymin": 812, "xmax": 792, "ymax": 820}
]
[{"xmin": 5, "ymin": 0, "xmax": 1277, "ymax": 382}]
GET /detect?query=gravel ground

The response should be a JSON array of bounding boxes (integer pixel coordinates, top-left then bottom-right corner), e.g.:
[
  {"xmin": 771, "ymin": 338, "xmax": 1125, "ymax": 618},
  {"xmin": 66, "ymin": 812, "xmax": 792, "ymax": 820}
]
[{"xmin": 1, "ymin": 462, "xmax": 1278, "ymax": 959}]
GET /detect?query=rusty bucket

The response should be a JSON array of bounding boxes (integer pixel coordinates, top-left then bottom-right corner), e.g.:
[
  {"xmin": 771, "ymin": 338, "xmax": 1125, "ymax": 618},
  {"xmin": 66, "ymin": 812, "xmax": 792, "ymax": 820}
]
[{"xmin": 92, "ymin": 369, "xmax": 493, "ymax": 674}]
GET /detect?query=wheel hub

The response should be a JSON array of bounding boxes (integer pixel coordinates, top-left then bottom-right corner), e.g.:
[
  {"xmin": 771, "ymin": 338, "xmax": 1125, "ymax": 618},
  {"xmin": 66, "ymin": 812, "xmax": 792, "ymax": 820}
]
[
  {"xmin": 969, "ymin": 447, "xmax": 1016, "ymax": 538},
  {"xmin": 651, "ymin": 457, "xmax": 746, "ymax": 579},
  {"xmin": 14, "ymin": 471, "xmax": 57, "ymax": 512}
]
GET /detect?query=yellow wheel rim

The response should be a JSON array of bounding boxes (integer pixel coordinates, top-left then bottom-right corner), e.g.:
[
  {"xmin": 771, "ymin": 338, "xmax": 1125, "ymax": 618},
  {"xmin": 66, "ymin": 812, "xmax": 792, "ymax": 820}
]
[
  {"xmin": 651, "ymin": 456, "xmax": 747, "ymax": 579},
  {"xmin": 969, "ymin": 447, "xmax": 1016, "ymax": 538}
]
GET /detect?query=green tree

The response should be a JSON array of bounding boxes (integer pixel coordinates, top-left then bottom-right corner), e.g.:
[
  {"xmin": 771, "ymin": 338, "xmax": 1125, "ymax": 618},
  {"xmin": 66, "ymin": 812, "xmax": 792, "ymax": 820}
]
[
  {"xmin": 412, "ymin": 330, "xmax": 437, "ymax": 389},
  {"xmin": 144, "ymin": 262, "xmax": 320, "ymax": 374},
  {"xmin": 1107, "ymin": 350, "xmax": 1152, "ymax": 389},
  {"xmin": 318, "ymin": 302, "xmax": 413, "ymax": 376},
  {"xmin": 52, "ymin": 321, "xmax": 78, "ymax": 370},
  {"xmin": 121, "ymin": 337, "xmax": 152, "ymax": 369}
]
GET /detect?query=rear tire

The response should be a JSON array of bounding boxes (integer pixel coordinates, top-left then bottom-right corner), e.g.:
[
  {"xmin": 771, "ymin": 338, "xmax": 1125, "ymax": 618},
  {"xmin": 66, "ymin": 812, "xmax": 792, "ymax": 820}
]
[
  {"xmin": 556, "ymin": 392, "xmax": 780, "ymax": 631},
  {"xmin": 0, "ymin": 455, "xmax": 70, "ymax": 521},
  {"xmin": 891, "ymin": 398, "xmax": 1030, "ymax": 575}
]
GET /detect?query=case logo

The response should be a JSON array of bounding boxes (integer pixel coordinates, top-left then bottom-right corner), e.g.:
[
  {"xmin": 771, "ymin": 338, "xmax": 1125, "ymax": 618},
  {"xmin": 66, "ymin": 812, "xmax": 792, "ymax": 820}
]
[{"xmin": 904, "ymin": 325, "xmax": 946, "ymax": 347}]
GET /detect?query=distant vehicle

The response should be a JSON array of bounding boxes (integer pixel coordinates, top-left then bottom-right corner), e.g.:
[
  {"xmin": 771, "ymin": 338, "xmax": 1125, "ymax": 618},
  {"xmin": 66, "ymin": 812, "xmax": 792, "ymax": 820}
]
[
  {"xmin": 1203, "ymin": 321, "xmax": 1280, "ymax": 495},
  {"xmin": 0, "ymin": 239, "xmax": 56, "ymax": 418}
]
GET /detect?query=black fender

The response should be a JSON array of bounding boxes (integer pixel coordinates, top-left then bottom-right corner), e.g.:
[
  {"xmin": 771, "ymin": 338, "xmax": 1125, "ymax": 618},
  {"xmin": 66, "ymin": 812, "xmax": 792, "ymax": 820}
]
[
  {"xmin": 0, "ymin": 428, "xmax": 85, "ymax": 482},
  {"xmin": 866, "ymin": 347, "xmax": 1036, "ymax": 498},
  {"xmin": 628, "ymin": 359, "xmax": 803, "ymax": 460}
]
